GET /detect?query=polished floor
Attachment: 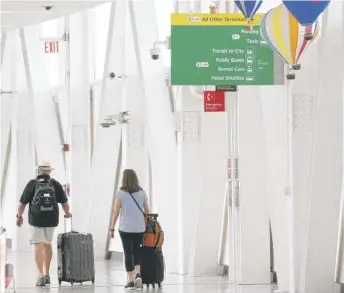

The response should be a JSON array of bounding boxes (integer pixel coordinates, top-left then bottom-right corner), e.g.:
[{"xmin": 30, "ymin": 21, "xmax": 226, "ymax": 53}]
[{"xmin": 5, "ymin": 252, "xmax": 276, "ymax": 293}]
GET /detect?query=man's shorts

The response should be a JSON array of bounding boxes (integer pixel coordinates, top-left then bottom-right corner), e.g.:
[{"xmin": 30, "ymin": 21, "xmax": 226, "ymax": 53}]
[{"xmin": 29, "ymin": 226, "xmax": 55, "ymax": 244}]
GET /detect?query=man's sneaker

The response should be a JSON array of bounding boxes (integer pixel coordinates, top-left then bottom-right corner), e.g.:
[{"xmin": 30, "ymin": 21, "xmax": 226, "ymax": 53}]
[
  {"xmin": 125, "ymin": 281, "xmax": 135, "ymax": 290},
  {"xmin": 135, "ymin": 274, "xmax": 143, "ymax": 289},
  {"xmin": 36, "ymin": 276, "xmax": 45, "ymax": 287},
  {"xmin": 44, "ymin": 275, "xmax": 51, "ymax": 285}
]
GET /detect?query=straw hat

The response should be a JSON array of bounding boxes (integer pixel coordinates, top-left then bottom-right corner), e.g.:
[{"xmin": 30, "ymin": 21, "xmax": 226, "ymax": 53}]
[{"xmin": 37, "ymin": 161, "xmax": 54, "ymax": 171}]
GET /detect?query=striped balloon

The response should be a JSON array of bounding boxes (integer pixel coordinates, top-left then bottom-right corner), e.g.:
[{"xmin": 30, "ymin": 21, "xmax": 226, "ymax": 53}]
[
  {"xmin": 260, "ymin": 4, "xmax": 319, "ymax": 72},
  {"xmin": 283, "ymin": 0, "xmax": 330, "ymax": 27},
  {"xmin": 235, "ymin": 0, "xmax": 263, "ymax": 21}
]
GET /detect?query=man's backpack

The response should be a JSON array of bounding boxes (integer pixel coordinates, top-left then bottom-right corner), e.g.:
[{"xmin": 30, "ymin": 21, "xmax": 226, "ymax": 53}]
[
  {"xmin": 31, "ymin": 178, "xmax": 58, "ymax": 215},
  {"xmin": 129, "ymin": 192, "xmax": 164, "ymax": 248}
]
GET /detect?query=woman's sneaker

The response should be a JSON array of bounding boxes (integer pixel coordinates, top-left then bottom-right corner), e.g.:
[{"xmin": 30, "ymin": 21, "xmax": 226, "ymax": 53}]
[
  {"xmin": 35, "ymin": 276, "xmax": 45, "ymax": 287},
  {"xmin": 125, "ymin": 281, "xmax": 135, "ymax": 290},
  {"xmin": 135, "ymin": 274, "xmax": 143, "ymax": 289},
  {"xmin": 44, "ymin": 275, "xmax": 51, "ymax": 285}
]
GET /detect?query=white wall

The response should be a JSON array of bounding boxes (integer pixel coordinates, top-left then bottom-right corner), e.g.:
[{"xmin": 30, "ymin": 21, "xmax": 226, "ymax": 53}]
[
  {"xmin": 261, "ymin": 85, "xmax": 290, "ymax": 291},
  {"xmin": 300, "ymin": 4, "xmax": 344, "ymax": 293},
  {"xmin": 238, "ymin": 87, "xmax": 271, "ymax": 284},
  {"xmin": 176, "ymin": 87, "xmax": 204, "ymax": 274},
  {"xmin": 291, "ymin": 38, "xmax": 319, "ymax": 290},
  {"xmin": 189, "ymin": 112, "xmax": 227, "ymax": 275}
]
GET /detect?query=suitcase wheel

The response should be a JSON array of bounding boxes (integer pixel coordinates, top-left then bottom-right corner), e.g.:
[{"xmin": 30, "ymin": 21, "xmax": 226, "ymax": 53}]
[
  {"xmin": 58, "ymin": 279, "xmax": 62, "ymax": 286},
  {"xmin": 152, "ymin": 283, "xmax": 155, "ymax": 289},
  {"xmin": 92, "ymin": 278, "xmax": 95, "ymax": 285},
  {"xmin": 158, "ymin": 282, "xmax": 162, "ymax": 288}
]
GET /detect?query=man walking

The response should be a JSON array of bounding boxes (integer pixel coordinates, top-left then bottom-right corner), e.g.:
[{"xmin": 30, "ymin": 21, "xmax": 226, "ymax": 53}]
[{"xmin": 16, "ymin": 162, "xmax": 72, "ymax": 286}]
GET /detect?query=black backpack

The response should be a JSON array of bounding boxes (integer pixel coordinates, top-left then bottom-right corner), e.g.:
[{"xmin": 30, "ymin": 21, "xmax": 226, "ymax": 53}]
[{"xmin": 31, "ymin": 178, "xmax": 58, "ymax": 215}]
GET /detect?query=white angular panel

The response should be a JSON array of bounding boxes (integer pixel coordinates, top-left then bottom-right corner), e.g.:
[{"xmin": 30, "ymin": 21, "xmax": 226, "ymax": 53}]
[
  {"xmin": 1, "ymin": 31, "xmax": 33, "ymax": 252},
  {"xmin": 20, "ymin": 26, "xmax": 65, "ymax": 183},
  {"xmin": 238, "ymin": 86, "xmax": 270, "ymax": 284},
  {"xmin": 127, "ymin": 122, "xmax": 143, "ymax": 148},
  {"xmin": 129, "ymin": 0, "xmax": 180, "ymax": 273},
  {"xmin": 261, "ymin": 85, "xmax": 290, "ymax": 291},
  {"xmin": 20, "ymin": 25, "xmax": 66, "ymax": 240},
  {"xmin": 87, "ymin": 1, "xmax": 126, "ymax": 259},
  {"xmin": 189, "ymin": 112, "xmax": 227, "ymax": 275},
  {"xmin": 1, "ymin": 32, "xmax": 16, "ymax": 181},
  {"xmin": 290, "ymin": 40, "xmax": 319, "ymax": 291},
  {"xmin": 69, "ymin": 11, "xmax": 91, "ymax": 232},
  {"xmin": 177, "ymin": 91, "xmax": 204, "ymax": 274},
  {"xmin": 15, "ymin": 128, "xmax": 35, "ymax": 252},
  {"xmin": 122, "ymin": 74, "xmax": 149, "ymax": 192}
]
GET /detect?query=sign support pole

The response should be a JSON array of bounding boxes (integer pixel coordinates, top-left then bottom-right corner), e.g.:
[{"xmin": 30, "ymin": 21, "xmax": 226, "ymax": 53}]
[{"xmin": 226, "ymin": 90, "xmax": 239, "ymax": 286}]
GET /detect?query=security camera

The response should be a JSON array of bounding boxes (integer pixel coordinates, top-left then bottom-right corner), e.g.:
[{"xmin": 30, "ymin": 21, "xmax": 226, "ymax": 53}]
[{"xmin": 150, "ymin": 48, "xmax": 160, "ymax": 60}]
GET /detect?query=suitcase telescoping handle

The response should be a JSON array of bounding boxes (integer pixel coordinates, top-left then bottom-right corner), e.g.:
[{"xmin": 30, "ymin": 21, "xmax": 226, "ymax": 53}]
[{"xmin": 64, "ymin": 215, "xmax": 73, "ymax": 233}]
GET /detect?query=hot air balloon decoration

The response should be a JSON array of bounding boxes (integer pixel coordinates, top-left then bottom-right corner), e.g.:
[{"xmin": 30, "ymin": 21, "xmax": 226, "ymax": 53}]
[
  {"xmin": 304, "ymin": 20, "xmax": 319, "ymax": 41},
  {"xmin": 283, "ymin": 0, "xmax": 330, "ymax": 27},
  {"xmin": 235, "ymin": 0, "xmax": 263, "ymax": 29},
  {"xmin": 260, "ymin": 4, "xmax": 320, "ymax": 80}
]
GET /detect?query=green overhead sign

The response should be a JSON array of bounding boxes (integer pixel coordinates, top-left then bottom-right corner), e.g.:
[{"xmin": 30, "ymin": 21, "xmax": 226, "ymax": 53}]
[{"xmin": 171, "ymin": 13, "xmax": 284, "ymax": 86}]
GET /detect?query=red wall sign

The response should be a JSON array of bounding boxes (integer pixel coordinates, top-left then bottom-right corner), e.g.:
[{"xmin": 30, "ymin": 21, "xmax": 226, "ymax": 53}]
[
  {"xmin": 204, "ymin": 91, "xmax": 225, "ymax": 112},
  {"xmin": 44, "ymin": 41, "xmax": 59, "ymax": 53}
]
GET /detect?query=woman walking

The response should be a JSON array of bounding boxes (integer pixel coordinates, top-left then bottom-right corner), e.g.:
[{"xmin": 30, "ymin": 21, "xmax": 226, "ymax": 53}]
[{"xmin": 110, "ymin": 169, "xmax": 150, "ymax": 290}]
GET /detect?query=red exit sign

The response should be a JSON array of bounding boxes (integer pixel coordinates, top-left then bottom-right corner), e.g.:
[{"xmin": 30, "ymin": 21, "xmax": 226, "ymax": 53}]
[{"xmin": 44, "ymin": 41, "xmax": 59, "ymax": 53}]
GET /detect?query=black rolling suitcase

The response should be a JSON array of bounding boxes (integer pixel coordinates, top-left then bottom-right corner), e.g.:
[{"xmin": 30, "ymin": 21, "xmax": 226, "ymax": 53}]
[
  {"xmin": 140, "ymin": 214, "xmax": 165, "ymax": 289},
  {"xmin": 141, "ymin": 247, "xmax": 165, "ymax": 288},
  {"xmin": 57, "ymin": 217, "xmax": 95, "ymax": 286}
]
